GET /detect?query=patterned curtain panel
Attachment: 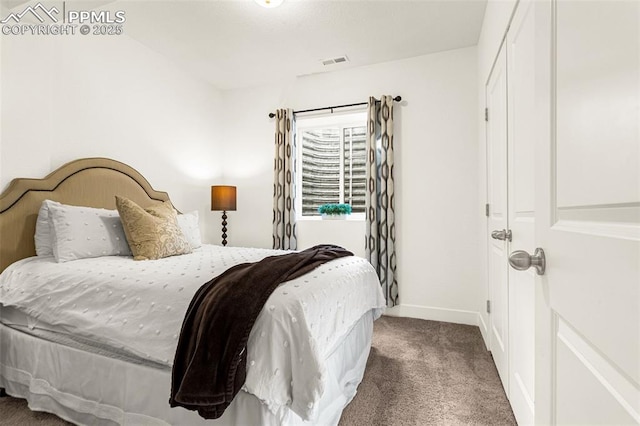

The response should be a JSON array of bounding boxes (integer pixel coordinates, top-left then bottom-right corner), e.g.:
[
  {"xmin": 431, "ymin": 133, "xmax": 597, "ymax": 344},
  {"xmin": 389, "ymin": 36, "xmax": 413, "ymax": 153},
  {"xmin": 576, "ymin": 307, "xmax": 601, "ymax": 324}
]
[
  {"xmin": 272, "ymin": 108, "xmax": 298, "ymax": 250},
  {"xmin": 365, "ymin": 96, "xmax": 398, "ymax": 307}
]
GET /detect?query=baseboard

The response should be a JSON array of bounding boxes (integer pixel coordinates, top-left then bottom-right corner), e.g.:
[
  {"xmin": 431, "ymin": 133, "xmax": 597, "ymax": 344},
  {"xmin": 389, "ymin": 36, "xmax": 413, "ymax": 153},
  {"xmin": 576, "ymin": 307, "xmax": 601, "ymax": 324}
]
[
  {"xmin": 477, "ymin": 313, "xmax": 490, "ymax": 350},
  {"xmin": 384, "ymin": 304, "xmax": 479, "ymax": 326}
]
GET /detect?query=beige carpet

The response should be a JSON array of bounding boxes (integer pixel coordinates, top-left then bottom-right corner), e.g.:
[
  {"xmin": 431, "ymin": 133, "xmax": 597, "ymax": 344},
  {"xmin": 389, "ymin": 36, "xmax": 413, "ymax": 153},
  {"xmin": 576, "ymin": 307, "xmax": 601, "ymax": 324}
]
[
  {"xmin": 0, "ymin": 316, "xmax": 515, "ymax": 425},
  {"xmin": 339, "ymin": 316, "xmax": 516, "ymax": 425},
  {"xmin": 0, "ymin": 396, "xmax": 71, "ymax": 425}
]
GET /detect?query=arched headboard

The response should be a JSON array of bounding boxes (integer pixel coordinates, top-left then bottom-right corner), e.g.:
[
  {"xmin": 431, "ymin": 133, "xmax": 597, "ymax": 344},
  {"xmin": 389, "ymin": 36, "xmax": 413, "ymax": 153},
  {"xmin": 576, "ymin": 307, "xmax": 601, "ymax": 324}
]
[{"xmin": 0, "ymin": 158, "xmax": 172, "ymax": 272}]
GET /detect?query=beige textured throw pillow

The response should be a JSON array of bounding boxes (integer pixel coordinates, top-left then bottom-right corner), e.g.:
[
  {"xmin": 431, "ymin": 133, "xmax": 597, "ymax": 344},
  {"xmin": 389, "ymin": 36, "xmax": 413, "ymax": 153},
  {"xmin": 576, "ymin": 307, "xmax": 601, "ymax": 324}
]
[{"xmin": 115, "ymin": 196, "xmax": 192, "ymax": 260}]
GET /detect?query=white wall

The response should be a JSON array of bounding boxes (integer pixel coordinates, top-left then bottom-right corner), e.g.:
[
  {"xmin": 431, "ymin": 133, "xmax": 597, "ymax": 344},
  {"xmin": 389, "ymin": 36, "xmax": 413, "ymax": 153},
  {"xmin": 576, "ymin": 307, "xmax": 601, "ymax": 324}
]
[
  {"xmin": 476, "ymin": 0, "xmax": 518, "ymax": 345},
  {"xmin": 1, "ymin": 34, "xmax": 223, "ymax": 238},
  {"xmin": 0, "ymin": 22, "xmax": 3, "ymax": 190},
  {"xmin": 1, "ymin": 33, "xmax": 483, "ymax": 326},
  {"xmin": 221, "ymin": 47, "xmax": 481, "ymax": 324}
]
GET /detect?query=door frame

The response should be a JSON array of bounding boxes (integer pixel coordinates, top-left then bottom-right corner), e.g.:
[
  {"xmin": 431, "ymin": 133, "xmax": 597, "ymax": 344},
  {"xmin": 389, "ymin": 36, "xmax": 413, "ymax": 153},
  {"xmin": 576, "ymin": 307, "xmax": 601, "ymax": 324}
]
[{"xmin": 533, "ymin": 0, "xmax": 554, "ymax": 423}]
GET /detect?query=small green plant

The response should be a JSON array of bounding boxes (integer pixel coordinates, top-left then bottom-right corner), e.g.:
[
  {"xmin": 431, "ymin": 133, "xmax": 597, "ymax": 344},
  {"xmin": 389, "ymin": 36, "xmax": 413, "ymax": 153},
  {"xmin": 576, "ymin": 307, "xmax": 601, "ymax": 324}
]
[{"xmin": 318, "ymin": 203, "xmax": 352, "ymax": 215}]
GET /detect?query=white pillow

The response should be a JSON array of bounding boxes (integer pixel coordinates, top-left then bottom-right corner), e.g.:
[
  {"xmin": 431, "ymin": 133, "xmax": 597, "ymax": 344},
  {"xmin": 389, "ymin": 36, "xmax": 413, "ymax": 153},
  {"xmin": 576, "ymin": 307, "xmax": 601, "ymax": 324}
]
[
  {"xmin": 177, "ymin": 211, "xmax": 202, "ymax": 249},
  {"xmin": 34, "ymin": 200, "xmax": 61, "ymax": 256},
  {"xmin": 48, "ymin": 202, "xmax": 132, "ymax": 263}
]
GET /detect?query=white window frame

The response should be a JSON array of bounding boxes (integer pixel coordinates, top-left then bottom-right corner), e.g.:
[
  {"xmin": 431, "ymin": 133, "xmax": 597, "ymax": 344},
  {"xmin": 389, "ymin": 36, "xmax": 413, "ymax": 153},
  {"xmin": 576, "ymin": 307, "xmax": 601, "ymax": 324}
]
[{"xmin": 295, "ymin": 109, "xmax": 367, "ymax": 221}]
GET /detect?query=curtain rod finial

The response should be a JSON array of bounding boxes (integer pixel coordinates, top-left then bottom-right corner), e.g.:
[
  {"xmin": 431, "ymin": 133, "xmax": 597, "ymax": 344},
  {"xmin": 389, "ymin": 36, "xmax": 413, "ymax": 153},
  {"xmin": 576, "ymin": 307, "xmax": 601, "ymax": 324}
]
[
  {"xmin": 268, "ymin": 112, "xmax": 276, "ymax": 119},
  {"xmin": 393, "ymin": 96, "xmax": 402, "ymax": 102}
]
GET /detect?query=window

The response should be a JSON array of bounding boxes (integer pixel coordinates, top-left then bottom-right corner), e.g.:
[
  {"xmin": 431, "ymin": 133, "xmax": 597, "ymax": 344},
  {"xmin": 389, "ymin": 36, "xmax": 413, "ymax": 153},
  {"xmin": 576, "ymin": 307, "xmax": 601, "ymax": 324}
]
[{"xmin": 295, "ymin": 111, "xmax": 367, "ymax": 218}]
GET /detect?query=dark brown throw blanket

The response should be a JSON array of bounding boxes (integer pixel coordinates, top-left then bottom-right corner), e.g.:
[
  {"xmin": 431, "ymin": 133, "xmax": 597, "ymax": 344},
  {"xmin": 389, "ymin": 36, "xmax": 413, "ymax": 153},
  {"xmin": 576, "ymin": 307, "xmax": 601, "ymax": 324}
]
[{"xmin": 169, "ymin": 244, "xmax": 353, "ymax": 419}]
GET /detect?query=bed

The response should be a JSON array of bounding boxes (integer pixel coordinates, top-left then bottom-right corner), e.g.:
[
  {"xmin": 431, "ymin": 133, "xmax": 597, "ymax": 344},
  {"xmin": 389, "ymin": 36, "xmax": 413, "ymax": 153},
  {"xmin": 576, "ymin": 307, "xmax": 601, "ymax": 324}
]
[{"xmin": 0, "ymin": 157, "xmax": 385, "ymax": 425}]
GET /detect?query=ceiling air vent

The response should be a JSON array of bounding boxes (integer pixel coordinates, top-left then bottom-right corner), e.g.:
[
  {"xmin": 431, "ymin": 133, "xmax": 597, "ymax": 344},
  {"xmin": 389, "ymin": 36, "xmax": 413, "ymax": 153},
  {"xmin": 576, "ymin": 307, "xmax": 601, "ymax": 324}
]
[{"xmin": 321, "ymin": 55, "xmax": 349, "ymax": 66}]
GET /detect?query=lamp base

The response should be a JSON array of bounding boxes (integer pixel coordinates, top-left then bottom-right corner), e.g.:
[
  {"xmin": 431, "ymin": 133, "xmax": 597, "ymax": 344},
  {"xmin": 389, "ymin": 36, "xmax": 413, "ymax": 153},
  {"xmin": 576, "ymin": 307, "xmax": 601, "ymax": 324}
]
[{"xmin": 221, "ymin": 211, "xmax": 228, "ymax": 247}]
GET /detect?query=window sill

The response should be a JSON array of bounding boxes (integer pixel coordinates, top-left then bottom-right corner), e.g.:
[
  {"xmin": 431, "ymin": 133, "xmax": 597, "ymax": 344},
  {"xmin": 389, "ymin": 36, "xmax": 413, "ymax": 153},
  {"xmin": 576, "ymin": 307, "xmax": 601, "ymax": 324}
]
[{"xmin": 297, "ymin": 215, "xmax": 365, "ymax": 222}]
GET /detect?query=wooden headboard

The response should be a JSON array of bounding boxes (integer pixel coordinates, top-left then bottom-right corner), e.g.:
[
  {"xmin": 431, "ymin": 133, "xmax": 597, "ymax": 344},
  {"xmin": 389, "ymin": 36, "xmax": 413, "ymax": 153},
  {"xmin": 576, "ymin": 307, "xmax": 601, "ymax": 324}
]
[{"xmin": 0, "ymin": 158, "xmax": 172, "ymax": 272}]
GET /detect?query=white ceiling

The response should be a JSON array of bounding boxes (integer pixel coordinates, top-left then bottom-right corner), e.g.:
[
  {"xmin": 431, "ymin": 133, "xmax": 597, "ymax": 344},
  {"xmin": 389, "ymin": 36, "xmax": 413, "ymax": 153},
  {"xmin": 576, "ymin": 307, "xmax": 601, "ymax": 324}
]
[
  {"xmin": 118, "ymin": 0, "xmax": 487, "ymax": 90},
  {"xmin": 2, "ymin": 0, "xmax": 488, "ymax": 90}
]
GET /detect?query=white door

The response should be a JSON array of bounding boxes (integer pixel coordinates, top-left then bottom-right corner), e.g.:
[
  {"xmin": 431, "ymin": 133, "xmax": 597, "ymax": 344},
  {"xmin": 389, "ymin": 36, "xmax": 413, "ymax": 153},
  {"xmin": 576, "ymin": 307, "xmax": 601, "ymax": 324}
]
[
  {"xmin": 486, "ymin": 44, "xmax": 510, "ymax": 393},
  {"xmin": 534, "ymin": 0, "xmax": 640, "ymax": 423},
  {"xmin": 506, "ymin": 0, "xmax": 536, "ymax": 424}
]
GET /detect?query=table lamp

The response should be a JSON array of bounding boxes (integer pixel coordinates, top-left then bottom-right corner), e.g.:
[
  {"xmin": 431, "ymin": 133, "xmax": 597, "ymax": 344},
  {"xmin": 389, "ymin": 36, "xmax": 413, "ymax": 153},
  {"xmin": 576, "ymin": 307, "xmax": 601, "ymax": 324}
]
[{"xmin": 211, "ymin": 185, "xmax": 237, "ymax": 246}]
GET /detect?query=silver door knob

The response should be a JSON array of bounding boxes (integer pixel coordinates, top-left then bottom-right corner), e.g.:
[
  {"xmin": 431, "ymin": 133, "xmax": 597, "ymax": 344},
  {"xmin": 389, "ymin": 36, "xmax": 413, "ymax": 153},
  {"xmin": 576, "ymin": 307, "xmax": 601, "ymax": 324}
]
[
  {"xmin": 508, "ymin": 248, "xmax": 546, "ymax": 275},
  {"xmin": 491, "ymin": 229, "xmax": 512, "ymax": 241}
]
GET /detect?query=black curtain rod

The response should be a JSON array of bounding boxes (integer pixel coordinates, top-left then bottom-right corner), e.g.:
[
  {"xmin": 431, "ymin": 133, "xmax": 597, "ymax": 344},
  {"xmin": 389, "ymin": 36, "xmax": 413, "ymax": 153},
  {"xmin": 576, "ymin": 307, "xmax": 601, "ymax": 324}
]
[{"xmin": 268, "ymin": 95, "xmax": 402, "ymax": 118}]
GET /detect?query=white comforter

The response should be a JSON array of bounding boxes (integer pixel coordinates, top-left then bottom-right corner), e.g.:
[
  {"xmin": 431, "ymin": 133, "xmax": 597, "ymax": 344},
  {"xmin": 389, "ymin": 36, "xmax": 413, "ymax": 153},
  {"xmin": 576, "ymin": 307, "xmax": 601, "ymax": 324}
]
[{"xmin": 0, "ymin": 245, "xmax": 385, "ymax": 420}]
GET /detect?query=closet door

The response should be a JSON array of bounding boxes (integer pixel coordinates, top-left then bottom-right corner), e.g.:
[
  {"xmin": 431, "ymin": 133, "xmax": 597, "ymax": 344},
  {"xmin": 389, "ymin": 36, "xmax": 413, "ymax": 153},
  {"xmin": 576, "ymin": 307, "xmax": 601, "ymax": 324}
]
[
  {"xmin": 486, "ymin": 44, "xmax": 509, "ymax": 393},
  {"xmin": 506, "ymin": 0, "xmax": 536, "ymax": 424},
  {"xmin": 535, "ymin": 0, "xmax": 640, "ymax": 423}
]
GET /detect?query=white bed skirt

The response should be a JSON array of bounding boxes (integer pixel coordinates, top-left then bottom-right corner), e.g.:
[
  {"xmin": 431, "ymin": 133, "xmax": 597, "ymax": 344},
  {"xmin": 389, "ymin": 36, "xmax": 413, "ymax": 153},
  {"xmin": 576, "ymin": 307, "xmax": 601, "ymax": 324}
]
[{"xmin": 0, "ymin": 311, "xmax": 375, "ymax": 425}]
